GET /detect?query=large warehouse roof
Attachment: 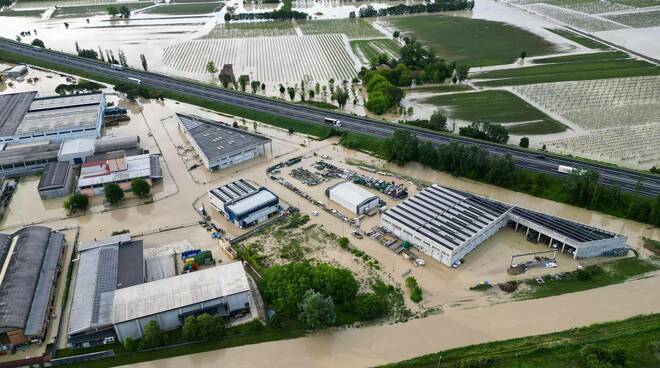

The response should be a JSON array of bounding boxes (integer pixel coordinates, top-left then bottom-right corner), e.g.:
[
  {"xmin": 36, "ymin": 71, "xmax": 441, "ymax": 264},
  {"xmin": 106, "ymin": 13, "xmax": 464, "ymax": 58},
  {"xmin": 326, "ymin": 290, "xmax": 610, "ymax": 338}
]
[
  {"xmin": 113, "ymin": 261, "xmax": 250, "ymax": 324},
  {"xmin": 0, "ymin": 91, "xmax": 36, "ymax": 136},
  {"xmin": 227, "ymin": 189, "xmax": 278, "ymax": 216},
  {"xmin": 384, "ymin": 184, "xmax": 618, "ymax": 252},
  {"xmin": 177, "ymin": 113, "xmax": 270, "ymax": 163},
  {"xmin": 209, "ymin": 179, "xmax": 259, "ymax": 205},
  {"xmin": 328, "ymin": 181, "xmax": 378, "ymax": 209},
  {"xmin": 0, "ymin": 226, "xmax": 64, "ymax": 335},
  {"xmin": 0, "ymin": 142, "xmax": 60, "ymax": 166},
  {"xmin": 68, "ymin": 235, "xmax": 143, "ymax": 336}
]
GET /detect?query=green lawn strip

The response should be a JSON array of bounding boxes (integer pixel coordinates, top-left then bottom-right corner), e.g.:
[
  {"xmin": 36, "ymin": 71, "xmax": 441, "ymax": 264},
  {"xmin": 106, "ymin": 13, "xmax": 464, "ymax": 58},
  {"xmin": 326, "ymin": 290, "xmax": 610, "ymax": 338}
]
[
  {"xmin": 476, "ymin": 59, "xmax": 653, "ymax": 79},
  {"xmin": 422, "ymin": 90, "xmax": 565, "ymax": 134},
  {"xmin": 387, "ymin": 14, "xmax": 558, "ymax": 67},
  {"xmin": 533, "ymin": 51, "xmax": 629, "ymax": 64},
  {"xmin": 517, "ymin": 258, "xmax": 658, "ymax": 300},
  {"xmin": 60, "ymin": 319, "xmax": 307, "ymax": 368},
  {"xmin": 476, "ymin": 66, "xmax": 660, "ymax": 86},
  {"xmin": 350, "ymin": 39, "xmax": 401, "ymax": 62},
  {"xmin": 404, "ymin": 84, "xmax": 472, "ymax": 93},
  {"xmin": 380, "ymin": 313, "xmax": 660, "ymax": 368},
  {"xmin": 545, "ymin": 28, "xmax": 610, "ymax": 50},
  {"xmin": 141, "ymin": 2, "xmax": 223, "ymax": 15},
  {"xmin": 506, "ymin": 120, "xmax": 567, "ymax": 135},
  {"xmin": 611, "ymin": 0, "xmax": 660, "ymax": 6},
  {"xmin": 52, "ymin": 2, "xmax": 150, "ymax": 17},
  {"xmin": 0, "ymin": 9, "xmax": 44, "ymax": 17},
  {"xmin": 299, "ymin": 100, "xmax": 338, "ymax": 110},
  {"xmin": 0, "ymin": 49, "xmax": 331, "ymax": 139}
]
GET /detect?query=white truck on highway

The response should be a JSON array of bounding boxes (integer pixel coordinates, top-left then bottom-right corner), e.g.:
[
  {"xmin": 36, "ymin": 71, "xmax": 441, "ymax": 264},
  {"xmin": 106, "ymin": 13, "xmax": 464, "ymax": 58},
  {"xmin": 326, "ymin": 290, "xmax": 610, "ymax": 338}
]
[
  {"xmin": 558, "ymin": 165, "xmax": 577, "ymax": 174},
  {"xmin": 111, "ymin": 64, "xmax": 124, "ymax": 70},
  {"xmin": 324, "ymin": 117, "xmax": 342, "ymax": 127},
  {"xmin": 127, "ymin": 77, "xmax": 142, "ymax": 85}
]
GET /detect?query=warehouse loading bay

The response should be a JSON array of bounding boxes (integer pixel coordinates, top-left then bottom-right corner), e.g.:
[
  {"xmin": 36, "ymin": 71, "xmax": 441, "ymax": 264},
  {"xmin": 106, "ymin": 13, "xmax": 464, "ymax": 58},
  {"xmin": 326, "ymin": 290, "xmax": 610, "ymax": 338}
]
[{"xmin": 0, "ymin": 67, "xmax": 634, "ymax": 361}]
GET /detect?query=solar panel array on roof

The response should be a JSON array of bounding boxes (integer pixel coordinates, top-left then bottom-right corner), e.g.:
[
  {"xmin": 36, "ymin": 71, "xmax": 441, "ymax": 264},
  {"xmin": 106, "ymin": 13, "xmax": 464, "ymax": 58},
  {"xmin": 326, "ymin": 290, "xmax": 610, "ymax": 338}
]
[
  {"xmin": 384, "ymin": 185, "xmax": 510, "ymax": 251},
  {"xmin": 210, "ymin": 179, "xmax": 258, "ymax": 205},
  {"xmin": 511, "ymin": 207, "xmax": 613, "ymax": 243}
]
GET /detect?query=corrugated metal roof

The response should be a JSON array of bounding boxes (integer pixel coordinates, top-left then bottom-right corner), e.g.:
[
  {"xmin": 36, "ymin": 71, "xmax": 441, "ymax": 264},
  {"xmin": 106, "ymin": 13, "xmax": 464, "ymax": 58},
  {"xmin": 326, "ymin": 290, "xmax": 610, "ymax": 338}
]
[
  {"xmin": 38, "ymin": 161, "xmax": 72, "ymax": 191},
  {"xmin": 328, "ymin": 181, "xmax": 378, "ymax": 209},
  {"xmin": 226, "ymin": 189, "xmax": 278, "ymax": 216},
  {"xmin": 113, "ymin": 261, "xmax": 250, "ymax": 324},
  {"xmin": 78, "ymin": 154, "xmax": 158, "ymax": 188},
  {"xmin": 0, "ymin": 91, "xmax": 37, "ymax": 136}
]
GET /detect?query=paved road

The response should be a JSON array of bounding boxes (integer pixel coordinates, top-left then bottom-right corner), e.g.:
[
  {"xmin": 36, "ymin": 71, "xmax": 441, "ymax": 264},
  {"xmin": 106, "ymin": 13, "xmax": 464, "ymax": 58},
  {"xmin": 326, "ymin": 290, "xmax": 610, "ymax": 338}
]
[{"xmin": 2, "ymin": 38, "xmax": 659, "ymax": 196}]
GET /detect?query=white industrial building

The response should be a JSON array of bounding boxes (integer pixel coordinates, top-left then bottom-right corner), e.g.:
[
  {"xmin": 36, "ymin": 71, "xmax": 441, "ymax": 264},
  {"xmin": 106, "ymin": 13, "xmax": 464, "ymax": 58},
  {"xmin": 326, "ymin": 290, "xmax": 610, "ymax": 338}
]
[
  {"xmin": 57, "ymin": 138, "xmax": 96, "ymax": 164},
  {"xmin": 176, "ymin": 113, "xmax": 271, "ymax": 171},
  {"xmin": 0, "ymin": 92, "xmax": 105, "ymax": 144},
  {"xmin": 381, "ymin": 184, "xmax": 628, "ymax": 267},
  {"xmin": 78, "ymin": 153, "xmax": 162, "ymax": 196},
  {"xmin": 112, "ymin": 261, "xmax": 251, "ymax": 341},
  {"xmin": 325, "ymin": 181, "xmax": 380, "ymax": 215},
  {"xmin": 209, "ymin": 179, "xmax": 280, "ymax": 228}
]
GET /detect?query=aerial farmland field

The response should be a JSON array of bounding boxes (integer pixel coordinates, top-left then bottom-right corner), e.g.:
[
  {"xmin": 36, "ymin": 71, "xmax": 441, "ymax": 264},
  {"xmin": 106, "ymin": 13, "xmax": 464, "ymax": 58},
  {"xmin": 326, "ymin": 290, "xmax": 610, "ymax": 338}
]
[
  {"xmin": 201, "ymin": 21, "xmax": 296, "ymax": 39},
  {"xmin": 384, "ymin": 14, "xmax": 558, "ymax": 67},
  {"xmin": 350, "ymin": 39, "xmax": 400, "ymax": 65},
  {"xmin": 162, "ymin": 34, "xmax": 358, "ymax": 83},
  {"xmin": 298, "ymin": 19, "xmax": 386, "ymax": 40},
  {"xmin": 140, "ymin": 2, "xmax": 224, "ymax": 15},
  {"xmin": 604, "ymin": 9, "xmax": 660, "ymax": 28}
]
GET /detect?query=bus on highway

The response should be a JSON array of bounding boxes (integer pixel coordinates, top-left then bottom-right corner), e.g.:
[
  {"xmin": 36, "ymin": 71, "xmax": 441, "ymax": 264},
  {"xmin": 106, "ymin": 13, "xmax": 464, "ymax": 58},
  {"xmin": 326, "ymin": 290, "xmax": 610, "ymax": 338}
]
[
  {"xmin": 324, "ymin": 118, "xmax": 342, "ymax": 127},
  {"xmin": 127, "ymin": 77, "xmax": 142, "ymax": 85}
]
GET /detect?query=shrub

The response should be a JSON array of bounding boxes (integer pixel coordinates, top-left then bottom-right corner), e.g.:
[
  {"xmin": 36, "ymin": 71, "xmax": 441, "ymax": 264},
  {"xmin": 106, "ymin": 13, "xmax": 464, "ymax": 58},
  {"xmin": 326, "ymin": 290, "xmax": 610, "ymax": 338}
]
[
  {"xmin": 337, "ymin": 237, "xmax": 350, "ymax": 250},
  {"xmin": 131, "ymin": 178, "xmax": 151, "ymax": 198},
  {"xmin": 104, "ymin": 183, "xmax": 124, "ymax": 205},
  {"xmin": 63, "ymin": 193, "xmax": 89, "ymax": 214},
  {"xmin": 141, "ymin": 320, "xmax": 164, "ymax": 349},
  {"xmin": 298, "ymin": 290, "xmax": 336, "ymax": 329},
  {"xmin": 123, "ymin": 337, "xmax": 138, "ymax": 352},
  {"xmin": 353, "ymin": 293, "xmax": 388, "ymax": 320}
]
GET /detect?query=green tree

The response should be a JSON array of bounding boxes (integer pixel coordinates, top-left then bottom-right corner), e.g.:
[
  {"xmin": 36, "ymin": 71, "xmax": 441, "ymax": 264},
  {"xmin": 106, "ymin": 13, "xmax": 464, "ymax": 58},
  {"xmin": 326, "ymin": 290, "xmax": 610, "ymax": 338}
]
[
  {"xmin": 224, "ymin": 12, "xmax": 231, "ymax": 22},
  {"xmin": 520, "ymin": 50, "xmax": 527, "ymax": 61},
  {"xmin": 141, "ymin": 320, "xmax": 164, "ymax": 349},
  {"xmin": 206, "ymin": 60, "xmax": 218, "ymax": 76},
  {"xmin": 131, "ymin": 178, "xmax": 150, "ymax": 198},
  {"xmin": 383, "ymin": 129, "xmax": 419, "ymax": 165},
  {"xmin": 393, "ymin": 30, "xmax": 400, "ymax": 38},
  {"xmin": 353, "ymin": 293, "xmax": 387, "ymax": 320},
  {"xmin": 196, "ymin": 313, "xmax": 225, "ymax": 339},
  {"xmin": 31, "ymin": 38, "xmax": 45, "ymax": 48},
  {"xmin": 429, "ymin": 110, "xmax": 447, "ymax": 131},
  {"xmin": 251, "ymin": 80, "xmax": 261, "ymax": 94},
  {"xmin": 63, "ymin": 193, "xmax": 89, "ymax": 214},
  {"xmin": 78, "ymin": 48, "xmax": 98, "ymax": 59},
  {"xmin": 455, "ymin": 64, "xmax": 469, "ymax": 82},
  {"xmin": 119, "ymin": 5, "xmax": 131, "ymax": 18},
  {"xmin": 238, "ymin": 75, "xmax": 250, "ymax": 92},
  {"xmin": 106, "ymin": 5, "xmax": 119, "ymax": 17},
  {"xmin": 287, "ymin": 87, "xmax": 296, "ymax": 101},
  {"xmin": 123, "ymin": 337, "xmax": 138, "ymax": 352},
  {"xmin": 333, "ymin": 87, "xmax": 350, "ymax": 109},
  {"xmin": 519, "ymin": 136, "xmax": 529, "ymax": 148},
  {"xmin": 298, "ymin": 290, "xmax": 336, "ymax": 330},
  {"xmin": 405, "ymin": 277, "xmax": 423, "ymax": 303},
  {"xmin": 104, "ymin": 183, "xmax": 124, "ymax": 205},
  {"xmin": 140, "ymin": 54, "xmax": 148, "ymax": 71},
  {"xmin": 337, "ymin": 236, "xmax": 349, "ymax": 250}
]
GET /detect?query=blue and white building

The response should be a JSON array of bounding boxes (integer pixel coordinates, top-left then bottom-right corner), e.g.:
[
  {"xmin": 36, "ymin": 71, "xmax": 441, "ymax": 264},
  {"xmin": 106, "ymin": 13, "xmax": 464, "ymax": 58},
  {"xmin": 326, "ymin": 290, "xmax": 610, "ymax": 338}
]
[{"xmin": 209, "ymin": 179, "xmax": 280, "ymax": 228}]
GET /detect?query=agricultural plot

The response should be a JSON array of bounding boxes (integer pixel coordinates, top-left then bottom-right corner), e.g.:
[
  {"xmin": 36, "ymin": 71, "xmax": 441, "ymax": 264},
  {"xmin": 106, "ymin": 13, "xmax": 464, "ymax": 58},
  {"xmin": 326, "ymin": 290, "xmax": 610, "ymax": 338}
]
[
  {"xmin": 422, "ymin": 90, "xmax": 566, "ymax": 134},
  {"xmin": 474, "ymin": 57, "xmax": 660, "ymax": 86},
  {"xmin": 201, "ymin": 21, "xmax": 296, "ymax": 39},
  {"xmin": 350, "ymin": 39, "xmax": 400, "ymax": 65},
  {"xmin": 545, "ymin": 28, "xmax": 610, "ymax": 50},
  {"xmin": 546, "ymin": 0, "xmax": 633, "ymax": 14},
  {"xmin": 524, "ymin": 3, "xmax": 626, "ymax": 32},
  {"xmin": 385, "ymin": 14, "xmax": 558, "ymax": 67},
  {"xmin": 604, "ymin": 9, "xmax": 660, "ymax": 28},
  {"xmin": 533, "ymin": 51, "xmax": 628, "ymax": 63},
  {"xmin": 0, "ymin": 9, "xmax": 45, "ymax": 16},
  {"xmin": 51, "ymin": 2, "xmax": 149, "ymax": 17},
  {"xmin": 512, "ymin": 76, "xmax": 660, "ymax": 131},
  {"xmin": 162, "ymin": 34, "xmax": 358, "ymax": 83},
  {"xmin": 297, "ymin": 19, "xmax": 385, "ymax": 40},
  {"xmin": 610, "ymin": 0, "xmax": 660, "ymax": 6},
  {"xmin": 546, "ymin": 124, "xmax": 660, "ymax": 167},
  {"xmin": 12, "ymin": 0, "xmax": 119, "ymax": 9},
  {"xmin": 141, "ymin": 2, "xmax": 224, "ymax": 15}
]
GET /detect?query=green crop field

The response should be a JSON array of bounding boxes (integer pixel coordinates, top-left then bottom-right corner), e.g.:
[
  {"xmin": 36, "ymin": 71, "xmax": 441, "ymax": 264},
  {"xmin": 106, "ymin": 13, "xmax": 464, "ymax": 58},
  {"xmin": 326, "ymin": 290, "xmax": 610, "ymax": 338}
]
[
  {"xmin": 0, "ymin": 9, "xmax": 45, "ymax": 16},
  {"xmin": 534, "ymin": 51, "xmax": 628, "ymax": 64},
  {"xmin": 405, "ymin": 84, "xmax": 472, "ymax": 93},
  {"xmin": 386, "ymin": 14, "xmax": 558, "ymax": 67},
  {"xmin": 52, "ymin": 2, "xmax": 149, "ymax": 17},
  {"xmin": 202, "ymin": 21, "xmax": 295, "ymax": 39},
  {"xmin": 350, "ymin": 39, "xmax": 400, "ymax": 64},
  {"xmin": 546, "ymin": 28, "xmax": 610, "ymax": 50},
  {"xmin": 381, "ymin": 314, "xmax": 660, "ymax": 368},
  {"xmin": 475, "ymin": 58, "xmax": 660, "ymax": 86},
  {"xmin": 298, "ymin": 18, "xmax": 385, "ymax": 40},
  {"xmin": 423, "ymin": 90, "xmax": 566, "ymax": 134},
  {"xmin": 611, "ymin": 0, "xmax": 660, "ymax": 6},
  {"xmin": 141, "ymin": 2, "xmax": 223, "ymax": 15}
]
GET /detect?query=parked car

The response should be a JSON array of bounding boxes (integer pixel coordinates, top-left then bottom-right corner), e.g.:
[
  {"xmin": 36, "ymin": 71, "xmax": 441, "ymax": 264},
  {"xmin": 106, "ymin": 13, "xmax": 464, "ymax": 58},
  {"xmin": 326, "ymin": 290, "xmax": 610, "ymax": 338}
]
[
  {"xmin": 311, "ymin": 211, "xmax": 319, "ymax": 216},
  {"xmin": 414, "ymin": 258, "xmax": 425, "ymax": 266},
  {"xmin": 351, "ymin": 231, "xmax": 363, "ymax": 239}
]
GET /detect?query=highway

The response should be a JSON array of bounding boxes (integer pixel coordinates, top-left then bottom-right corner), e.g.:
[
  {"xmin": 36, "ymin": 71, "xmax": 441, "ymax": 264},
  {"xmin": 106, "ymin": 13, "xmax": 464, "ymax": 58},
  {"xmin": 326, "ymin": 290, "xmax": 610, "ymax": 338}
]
[{"xmin": 1, "ymin": 38, "xmax": 659, "ymax": 196}]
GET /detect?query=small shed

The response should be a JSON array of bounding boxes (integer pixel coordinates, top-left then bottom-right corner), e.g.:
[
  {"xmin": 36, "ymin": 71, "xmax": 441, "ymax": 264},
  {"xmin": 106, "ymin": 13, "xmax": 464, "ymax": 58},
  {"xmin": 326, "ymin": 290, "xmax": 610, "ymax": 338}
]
[
  {"xmin": 325, "ymin": 181, "xmax": 380, "ymax": 215},
  {"xmin": 58, "ymin": 138, "xmax": 95, "ymax": 164}
]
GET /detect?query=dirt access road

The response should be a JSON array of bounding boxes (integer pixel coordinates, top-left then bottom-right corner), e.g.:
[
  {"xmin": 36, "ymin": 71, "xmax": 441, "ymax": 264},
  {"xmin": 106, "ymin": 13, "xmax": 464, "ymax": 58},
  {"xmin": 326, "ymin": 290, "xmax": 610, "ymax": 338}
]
[{"xmin": 129, "ymin": 275, "xmax": 660, "ymax": 368}]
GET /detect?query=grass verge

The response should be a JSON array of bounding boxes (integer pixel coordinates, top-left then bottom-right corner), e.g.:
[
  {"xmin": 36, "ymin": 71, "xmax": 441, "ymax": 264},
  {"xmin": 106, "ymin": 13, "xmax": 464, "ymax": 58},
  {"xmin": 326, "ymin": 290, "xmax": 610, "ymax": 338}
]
[
  {"xmin": 546, "ymin": 28, "xmax": 610, "ymax": 50},
  {"xmin": 140, "ymin": 2, "xmax": 223, "ymax": 15},
  {"xmin": 0, "ymin": 49, "xmax": 332, "ymax": 139},
  {"xmin": 517, "ymin": 257, "xmax": 658, "ymax": 300},
  {"xmin": 533, "ymin": 50, "xmax": 628, "ymax": 64},
  {"xmin": 380, "ymin": 313, "xmax": 660, "ymax": 368}
]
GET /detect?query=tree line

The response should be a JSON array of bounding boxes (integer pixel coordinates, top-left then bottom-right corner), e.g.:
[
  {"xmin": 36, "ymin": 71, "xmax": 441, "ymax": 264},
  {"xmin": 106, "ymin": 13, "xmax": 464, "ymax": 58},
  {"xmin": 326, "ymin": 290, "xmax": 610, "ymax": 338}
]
[
  {"xmin": 358, "ymin": 0, "xmax": 474, "ymax": 18},
  {"xmin": 343, "ymin": 130, "xmax": 660, "ymax": 226}
]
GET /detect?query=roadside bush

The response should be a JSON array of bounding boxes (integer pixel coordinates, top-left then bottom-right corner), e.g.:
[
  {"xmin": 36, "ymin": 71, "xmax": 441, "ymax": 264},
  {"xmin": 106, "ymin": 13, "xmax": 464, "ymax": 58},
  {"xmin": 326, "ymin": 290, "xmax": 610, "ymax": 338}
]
[
  {"xmin": 63, "ymin": 193, "xmax": 89, "ymax": 214},
  {"xmin": 405, "ymin": 277, "xmax": 423, "ymax": 303},
  {"xmin": 337, "ymin": 236, "xmax": 350, "ymax": 250},
  {"xmin": 580, "ymin": 344, "xmax": 626, "ymax": 368},
  {"xmin": 140, "ymin": 320, "xmax": 164, "ymax": 349},
  {"xmin": 576, "ymin": 265, "xmax": 603, "ymax": 281},
  {"xmin": 123, "ymin": 337, "xmax": 138, "ymax": 352},
  {"xmin": 457, "ymin": 357, "xmax": 494, "ymax": 368},
  {"xmin": 55, "ymin": 80, "xmax": 103, "ymax": 95}
]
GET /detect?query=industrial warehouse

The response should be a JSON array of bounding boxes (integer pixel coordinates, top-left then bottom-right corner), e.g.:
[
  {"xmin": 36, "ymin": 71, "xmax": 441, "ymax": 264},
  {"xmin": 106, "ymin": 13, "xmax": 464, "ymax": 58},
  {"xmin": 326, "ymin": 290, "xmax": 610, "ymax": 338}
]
[
  {"xmin": 77, "ymin": 153, "xmax": 162, "ymax": 196},
  {"xmin": 112, "ymin": 261, "xmax": 251, "ymax": 341},
  {"xmin": 209, "ymin": 179, "xmax": 280, "ymax": 228},
  {"xmin": 0, "ymin": 91, "xmax": 105, "ymax": 144},
  {"xmin": 0, "ymin": 226, "xmax": 65, "ymax": 351},
  {"xmin": 176, "ymin": 113, "xmax": 271, "ymax": 171},
  {"xmin": 381, "ymin": 184, "xmax": 628, "ymax": 267},
  {"xmin": 326, "ymin": 181, "xmax": 381, "ymax": 215},
  {"xmin": 67, "ymin": 235, "xmax": 144, "ymax": 347}
]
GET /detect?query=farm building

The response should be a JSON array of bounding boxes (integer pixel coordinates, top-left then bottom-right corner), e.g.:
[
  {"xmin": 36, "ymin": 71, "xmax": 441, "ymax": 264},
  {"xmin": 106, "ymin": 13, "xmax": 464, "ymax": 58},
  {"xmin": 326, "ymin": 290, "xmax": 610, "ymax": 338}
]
[
  {"xmin": 3, "ymin": 64, "xmax": 27, "ymax": 79},
  {"xmin": 0, "ymin": 226, "xmax": 65, "ymax": 350},
  {"xmin": 209, "ymin": 179, "xmax": 280, "ymax": 228},
  {"xmin": 176, "ymin": 114, "xmax": 271, "ymax": 171},
  {"xmin": 381, "ymin": 184, "xmax": 628, "ymax": 267},
  {"xmin": 67, "ymin": 234, "xmax": 144, "ymax": 347},
  {"xmin": 37, "ymin": 161, "xmax": 75, "ymax": 199},
  {"xmin": 325, "ymin": 181, "xmax": 380, "ymax": 215},
  {"xmin": 77, "ymin": 153, "xmax": 162, "ymax": 196},
  {"xmin": 0, "ymin": 135, "xmax": 141, "ymax": 177},
  {"xmin": 0, "ymin": 92, "xmax": 105, "ymax": 144},
  {"xmin": 112, "ymin": 261, "xmax": 251, "ymax": 342}
]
